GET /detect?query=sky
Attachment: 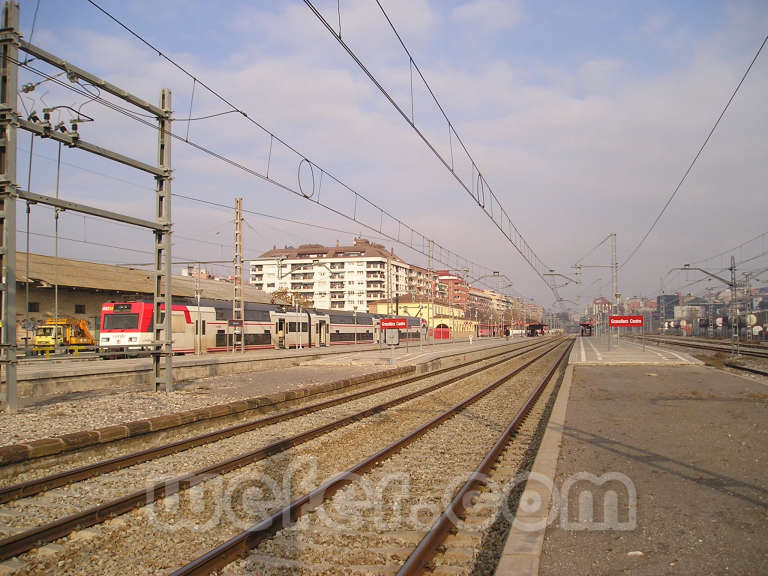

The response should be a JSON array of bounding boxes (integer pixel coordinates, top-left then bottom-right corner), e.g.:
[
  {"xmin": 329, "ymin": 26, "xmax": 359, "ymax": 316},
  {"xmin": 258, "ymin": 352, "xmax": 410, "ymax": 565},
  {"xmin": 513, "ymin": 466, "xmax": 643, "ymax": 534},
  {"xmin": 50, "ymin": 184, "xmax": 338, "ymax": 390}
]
[{"xmin": 13, "ymin": 0, "xmax": 768, "ymax": 312}]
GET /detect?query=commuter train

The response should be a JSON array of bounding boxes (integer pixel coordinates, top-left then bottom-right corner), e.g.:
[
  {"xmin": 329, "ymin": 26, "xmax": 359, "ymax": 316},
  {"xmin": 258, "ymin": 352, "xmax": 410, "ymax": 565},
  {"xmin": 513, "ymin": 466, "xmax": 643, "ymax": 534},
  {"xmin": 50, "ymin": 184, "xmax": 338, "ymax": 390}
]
[{"xmin": 98, "ymin": 300, "xmax": 423, "ymax": 356}]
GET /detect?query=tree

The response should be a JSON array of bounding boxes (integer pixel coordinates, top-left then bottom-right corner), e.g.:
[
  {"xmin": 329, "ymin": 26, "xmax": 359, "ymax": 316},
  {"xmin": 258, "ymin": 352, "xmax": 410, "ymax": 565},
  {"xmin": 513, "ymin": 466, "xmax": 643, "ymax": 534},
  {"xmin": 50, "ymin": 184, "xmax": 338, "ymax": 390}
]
[{"xmin": 270, "ymin": 288, "xmax": 312, "ymax": 309}]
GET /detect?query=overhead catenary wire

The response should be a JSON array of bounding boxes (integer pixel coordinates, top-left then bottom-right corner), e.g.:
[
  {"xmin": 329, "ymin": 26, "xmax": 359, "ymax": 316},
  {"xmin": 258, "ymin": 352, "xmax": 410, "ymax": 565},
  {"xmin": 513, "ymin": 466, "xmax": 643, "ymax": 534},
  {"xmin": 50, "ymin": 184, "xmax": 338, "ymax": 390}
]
[
  {"xmin": 15, "ymin": 57, "xmax": 504, "ymax": 294},
  {"xmin": 15, "ymin": 3, "xmax": 545, "ymax": 303},
  {"xmin": 690, "ymin": 229, "xmax": 768, "ymax": 267},
  {"xmin": 621, "ymin": 31, "xmax": 768, "ymax": 269},
  {"xmin": 574, "ymin": 233, "xmax": 613, "ymax": 266},
  {"xmin": 16, "ymin": 144, "xmax": 388, "ymax": 250},
  {"xmin": 302, "ymin": 0, "xmax": 560, "ymax": 299}
]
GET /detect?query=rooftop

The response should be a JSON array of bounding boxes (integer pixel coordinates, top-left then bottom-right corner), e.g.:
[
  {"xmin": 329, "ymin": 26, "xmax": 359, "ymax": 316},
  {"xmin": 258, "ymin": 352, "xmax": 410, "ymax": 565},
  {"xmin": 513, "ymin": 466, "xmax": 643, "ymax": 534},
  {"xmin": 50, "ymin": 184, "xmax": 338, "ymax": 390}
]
[
  {"xmin": 16, "ymin": 253, "xmax": 271, "ymax": 304},
  {"xmin": 255, "ymin": 237, "xmax": 405, "ymax": 264}
]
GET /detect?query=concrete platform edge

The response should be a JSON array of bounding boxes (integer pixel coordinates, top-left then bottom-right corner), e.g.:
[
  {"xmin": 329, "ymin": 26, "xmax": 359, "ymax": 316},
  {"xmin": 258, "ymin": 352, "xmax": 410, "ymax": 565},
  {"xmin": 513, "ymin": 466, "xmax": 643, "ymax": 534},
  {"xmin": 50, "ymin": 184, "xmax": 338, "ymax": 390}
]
[{"xmin": 494, "ymin": 363, "xmax": 574, "ymax": 576}]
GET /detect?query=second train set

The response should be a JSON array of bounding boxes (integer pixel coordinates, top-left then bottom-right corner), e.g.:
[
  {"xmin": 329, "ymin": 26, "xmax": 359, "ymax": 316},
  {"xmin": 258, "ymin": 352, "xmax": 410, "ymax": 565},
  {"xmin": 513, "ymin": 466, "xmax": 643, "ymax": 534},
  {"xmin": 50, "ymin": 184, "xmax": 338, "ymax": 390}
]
[{"xmin": 99, "ymin": 300, "xmax": 423, "ymax": 356}]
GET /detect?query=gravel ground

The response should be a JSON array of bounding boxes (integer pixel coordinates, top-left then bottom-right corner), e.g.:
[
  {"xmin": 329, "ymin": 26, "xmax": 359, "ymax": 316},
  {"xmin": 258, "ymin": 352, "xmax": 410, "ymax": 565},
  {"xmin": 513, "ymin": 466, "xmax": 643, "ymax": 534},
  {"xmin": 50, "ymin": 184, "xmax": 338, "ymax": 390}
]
[
  {"xmin": 6, "ymin": 343, "xmax": 561, "ymax": 575},
  {"xmin": 219, "ymin": 343, "xmax": 568, "ymax": 575},
  {"xmin": 433, "ymin": 357, "xmax": 566, "ymax": 575},
  {"xmin": 0, "ymin": 369, "xmax": 411, "ymax": 488},
  {"xmin": 0, "ymin": 365, "xmax": 378, "ymax": 447}
]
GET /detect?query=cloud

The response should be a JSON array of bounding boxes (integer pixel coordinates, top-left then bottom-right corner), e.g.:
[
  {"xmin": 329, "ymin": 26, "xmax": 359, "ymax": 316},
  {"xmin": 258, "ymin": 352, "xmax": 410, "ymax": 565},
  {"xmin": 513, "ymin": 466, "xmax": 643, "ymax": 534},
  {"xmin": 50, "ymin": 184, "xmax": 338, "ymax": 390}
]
[
  {"xmin": 452, "ymin": 0, "xmax": 523, "ymax": 31},
  {"xmin": 15, "ymin": 0, "xmax": 768, "ymax": 307}
]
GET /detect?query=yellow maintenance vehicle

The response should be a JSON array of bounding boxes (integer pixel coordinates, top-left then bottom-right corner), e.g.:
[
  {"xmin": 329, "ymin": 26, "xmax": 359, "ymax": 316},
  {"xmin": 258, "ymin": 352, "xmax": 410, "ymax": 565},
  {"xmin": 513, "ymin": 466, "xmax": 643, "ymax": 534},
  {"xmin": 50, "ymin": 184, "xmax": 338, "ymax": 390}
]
[{"xmin": 33, "ymin": 318, "xmax": 96, "ymax": 355}]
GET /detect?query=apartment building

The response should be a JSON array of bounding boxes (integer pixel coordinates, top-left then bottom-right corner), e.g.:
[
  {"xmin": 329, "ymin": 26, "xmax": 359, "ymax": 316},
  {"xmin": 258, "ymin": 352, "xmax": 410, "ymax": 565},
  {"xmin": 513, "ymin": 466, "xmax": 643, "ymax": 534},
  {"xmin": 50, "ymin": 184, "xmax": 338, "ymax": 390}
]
[
  {"xmin": 436, "ymin": 271, "xmax": 469, "ymax": 309},
  {"xmin": 249, "ymin": 238, "xmax": 410, "ymax": 311},
  {"xmin": 406, "ymin": 264, "xmax": 436, "ymax": 299}
]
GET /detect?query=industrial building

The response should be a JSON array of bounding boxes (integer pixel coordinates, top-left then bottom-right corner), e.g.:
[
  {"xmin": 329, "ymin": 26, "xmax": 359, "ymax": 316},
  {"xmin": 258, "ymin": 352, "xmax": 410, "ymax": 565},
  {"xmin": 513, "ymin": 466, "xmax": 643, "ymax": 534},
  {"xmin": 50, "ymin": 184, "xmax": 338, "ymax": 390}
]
[{"xmin": 13, "ymin": 253, "xmax": 270, "ymax": 347}]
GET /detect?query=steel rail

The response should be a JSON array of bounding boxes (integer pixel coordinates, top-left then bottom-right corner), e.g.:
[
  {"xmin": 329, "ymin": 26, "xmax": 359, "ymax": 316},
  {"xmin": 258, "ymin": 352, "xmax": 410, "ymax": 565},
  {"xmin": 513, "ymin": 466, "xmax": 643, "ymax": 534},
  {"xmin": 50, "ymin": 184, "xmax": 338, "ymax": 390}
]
[
  {"xmin": 647, "ymin": 335, "xmax": 767, "ymax": 350},
  {"xmin": 397, "ymin": 340, "xmax": 573, "ymax": 575},
  {"xmin": 723, "ymin": 362, "xmax": 768, "ymax": 377},
  {"xmin": 168, "ymin": 339, "xmax": 570, "ymax": 576},
  {"xmin": 0, "ymin": 339, "xmax": 551, "ymax": 505},
  {"xmin": 638, "ymin": 336, "xmax": 768, "ymax": 359},
  {"xmin": 0, "ymin": 339, "xmax": 563, "ymax": 561}
]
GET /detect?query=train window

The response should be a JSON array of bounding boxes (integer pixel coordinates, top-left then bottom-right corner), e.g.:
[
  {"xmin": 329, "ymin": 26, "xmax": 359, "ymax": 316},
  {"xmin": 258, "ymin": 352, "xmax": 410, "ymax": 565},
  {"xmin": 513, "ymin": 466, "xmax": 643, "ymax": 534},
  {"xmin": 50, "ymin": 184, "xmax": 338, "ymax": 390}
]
[
  {"xmin": 301, "ymin": 322, "xmax": 308, "ymax": 331},
  {"xmin": 103, "ymin": 313, "xmax": 139, "ymax": 330},
  {"xmin": 288, "ymin": 322, "xmax": 296, "ymax": 332},
  {"xmin": 202, "ymin": 320, "xmax": 206, "ymax": 335}
]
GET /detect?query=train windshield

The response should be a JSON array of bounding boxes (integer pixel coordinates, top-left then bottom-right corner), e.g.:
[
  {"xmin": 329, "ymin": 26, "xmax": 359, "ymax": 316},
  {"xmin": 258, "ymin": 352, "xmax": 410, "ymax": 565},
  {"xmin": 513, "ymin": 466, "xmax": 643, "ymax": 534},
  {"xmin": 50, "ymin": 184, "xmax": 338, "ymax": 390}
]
[{"xmin": 103, "ymin": 313, "xmax": 140, "ymax": 330}]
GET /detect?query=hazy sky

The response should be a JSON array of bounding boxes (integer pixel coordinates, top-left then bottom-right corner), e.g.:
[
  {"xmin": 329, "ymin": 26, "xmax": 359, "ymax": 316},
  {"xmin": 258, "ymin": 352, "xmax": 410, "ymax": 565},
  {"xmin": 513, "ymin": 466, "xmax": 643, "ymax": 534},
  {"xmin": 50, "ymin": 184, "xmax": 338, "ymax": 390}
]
[{"xmin": 15, "ymin": 0, "xmax": 768, "ymax": 311}]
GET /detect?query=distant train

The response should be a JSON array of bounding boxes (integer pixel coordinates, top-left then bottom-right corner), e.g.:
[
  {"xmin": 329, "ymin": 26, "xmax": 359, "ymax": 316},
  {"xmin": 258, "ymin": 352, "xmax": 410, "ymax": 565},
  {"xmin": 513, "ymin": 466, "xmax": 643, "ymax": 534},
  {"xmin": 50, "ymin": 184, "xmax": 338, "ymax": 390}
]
[{"xmin": 98, "ymin": 300, "xmax": 423, "ymax": 356}]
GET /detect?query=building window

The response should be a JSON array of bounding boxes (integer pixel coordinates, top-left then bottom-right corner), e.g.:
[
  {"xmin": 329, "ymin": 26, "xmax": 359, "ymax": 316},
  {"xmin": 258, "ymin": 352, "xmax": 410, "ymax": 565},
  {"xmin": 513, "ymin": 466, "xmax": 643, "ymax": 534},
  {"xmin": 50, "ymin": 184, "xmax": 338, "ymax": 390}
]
[
  {"xmin": 28, "ymin": 302, "xmax": 39, "ymax": 313},
  {"xmin": 75, "ymin": 304, "xmax": 86, "ymax": 314}
]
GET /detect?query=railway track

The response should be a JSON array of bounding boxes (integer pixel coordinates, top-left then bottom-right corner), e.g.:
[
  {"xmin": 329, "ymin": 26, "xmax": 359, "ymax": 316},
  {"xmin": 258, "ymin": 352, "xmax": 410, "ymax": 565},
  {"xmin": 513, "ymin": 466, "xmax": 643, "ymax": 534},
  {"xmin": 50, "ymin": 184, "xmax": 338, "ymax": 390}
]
[
  {"xmin": 722, "ymin": 362, "xmax": 768, "ymax": 377},
  {"xmin": 627, "ymin": 335, "xmax": 768, "ymax": 378},
  {"xmin": 171, "ymin": 338, "xmax": 573, "ymax": 576},
  {"xmin": 0, "ymin": 338, "xmax": 566, "ymax": 574},
  {"xmin": 0, "ymin": 339, "xmax": 548, "ymax": 493},
  {"xmin": 638, "ymin": 335, "xmax": 768, "ymax": 359}
]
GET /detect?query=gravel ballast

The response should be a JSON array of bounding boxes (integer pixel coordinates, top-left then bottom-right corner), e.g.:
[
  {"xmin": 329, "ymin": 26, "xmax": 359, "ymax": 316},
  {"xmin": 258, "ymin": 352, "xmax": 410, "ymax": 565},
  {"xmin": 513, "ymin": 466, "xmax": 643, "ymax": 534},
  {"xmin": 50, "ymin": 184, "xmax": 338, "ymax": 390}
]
[{"xmin": 5, "ymin": 343, "xmax": 564, "ymax": 574}]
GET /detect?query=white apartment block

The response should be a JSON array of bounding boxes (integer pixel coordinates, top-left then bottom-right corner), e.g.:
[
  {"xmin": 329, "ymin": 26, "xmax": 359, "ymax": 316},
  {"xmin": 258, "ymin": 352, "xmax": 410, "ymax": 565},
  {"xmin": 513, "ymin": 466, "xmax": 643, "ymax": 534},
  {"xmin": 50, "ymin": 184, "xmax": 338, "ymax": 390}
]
[{"xmin": 249, "ymin": 238, "xmax": 410, "ymax": 311}]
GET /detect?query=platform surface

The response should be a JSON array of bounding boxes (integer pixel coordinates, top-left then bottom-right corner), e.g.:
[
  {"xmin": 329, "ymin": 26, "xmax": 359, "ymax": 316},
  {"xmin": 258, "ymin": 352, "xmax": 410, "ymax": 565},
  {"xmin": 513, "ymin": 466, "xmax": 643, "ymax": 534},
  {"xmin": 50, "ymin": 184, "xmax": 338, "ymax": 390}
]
[
  {"xmin": 569, "ymin": 335, "xmax": 701, "ymax": 365},
  {"xmin": 539, "ymin": 365, "xmax": 768, "ymax": 575}
]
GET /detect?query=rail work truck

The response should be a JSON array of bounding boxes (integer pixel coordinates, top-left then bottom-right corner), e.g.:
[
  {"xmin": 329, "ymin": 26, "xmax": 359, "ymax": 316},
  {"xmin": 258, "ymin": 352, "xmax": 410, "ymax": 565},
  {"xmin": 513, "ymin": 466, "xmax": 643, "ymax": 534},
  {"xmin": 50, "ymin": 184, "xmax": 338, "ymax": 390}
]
[{"xmin": 33, "ymin": 318, "xmax": 96, "ymax": 355}]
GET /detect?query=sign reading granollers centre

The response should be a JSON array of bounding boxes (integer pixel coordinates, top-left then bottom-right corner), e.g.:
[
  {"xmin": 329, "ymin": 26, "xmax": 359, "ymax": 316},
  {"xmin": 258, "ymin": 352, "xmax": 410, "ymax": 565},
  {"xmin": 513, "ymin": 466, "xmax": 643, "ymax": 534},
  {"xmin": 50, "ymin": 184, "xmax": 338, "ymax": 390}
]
[
  {"xmin": 380, "ymin": 318, "xmax": 407, "ymax": 330},
  {"xmin": 609, "ymin": 315, "xmax": 644, "ymax": 327}
]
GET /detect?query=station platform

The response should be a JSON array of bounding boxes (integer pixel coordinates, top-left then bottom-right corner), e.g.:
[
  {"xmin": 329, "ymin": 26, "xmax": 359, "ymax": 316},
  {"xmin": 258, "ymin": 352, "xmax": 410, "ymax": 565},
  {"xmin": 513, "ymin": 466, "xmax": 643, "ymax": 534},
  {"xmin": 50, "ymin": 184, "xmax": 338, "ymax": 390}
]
[
  {"xmin": 496, "ymin": 359, "xmax": 768, "ymax": 575},
  {"xmin": 569, "ymin": 335, "xmax": 700, "ymax": 365}
]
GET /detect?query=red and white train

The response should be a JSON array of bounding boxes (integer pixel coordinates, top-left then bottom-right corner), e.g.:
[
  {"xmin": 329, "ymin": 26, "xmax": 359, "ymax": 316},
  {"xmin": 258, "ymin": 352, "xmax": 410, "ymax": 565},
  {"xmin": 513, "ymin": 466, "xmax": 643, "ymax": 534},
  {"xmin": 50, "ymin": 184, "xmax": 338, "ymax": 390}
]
[{"xmin": 99, "ymin": 300, "xmax": 422, "ymax": 356}]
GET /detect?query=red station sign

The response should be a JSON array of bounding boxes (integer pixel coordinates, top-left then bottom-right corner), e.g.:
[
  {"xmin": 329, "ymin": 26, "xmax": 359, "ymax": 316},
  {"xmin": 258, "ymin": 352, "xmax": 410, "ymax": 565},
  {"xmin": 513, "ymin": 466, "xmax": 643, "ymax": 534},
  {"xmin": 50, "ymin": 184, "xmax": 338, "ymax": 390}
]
[
  {"xmin": 380, "ymin": 318, "xmax": 407, "ymax": 330},
  {"xmin": 609, "ymin": 315, "xmax": 644, "ymax": 327}
]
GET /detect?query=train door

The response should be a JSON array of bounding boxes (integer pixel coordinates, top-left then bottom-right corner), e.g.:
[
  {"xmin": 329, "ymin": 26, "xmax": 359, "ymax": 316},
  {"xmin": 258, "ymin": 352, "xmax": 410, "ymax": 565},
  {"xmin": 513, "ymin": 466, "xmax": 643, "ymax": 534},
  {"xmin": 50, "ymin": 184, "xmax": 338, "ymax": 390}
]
[
  {"xmin": 276, "ymin": 317, "xmax": 286, "ymax": 349},
  {"xmin": 316, "ymin": 320, "xmax": 328, "ymax": 347}
]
